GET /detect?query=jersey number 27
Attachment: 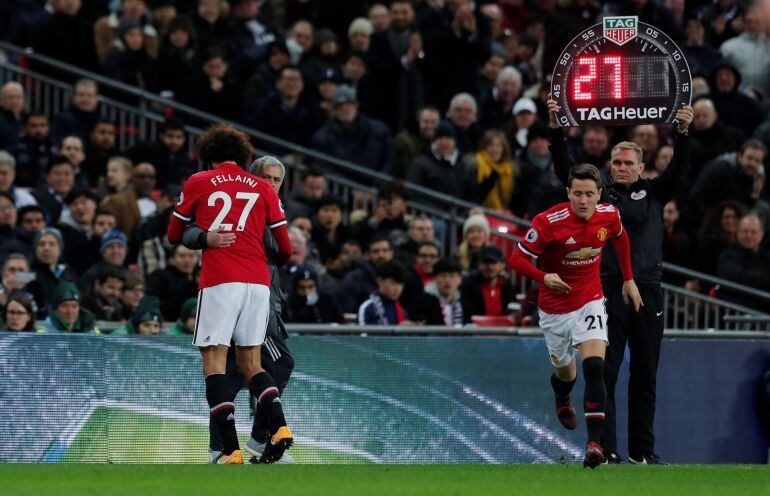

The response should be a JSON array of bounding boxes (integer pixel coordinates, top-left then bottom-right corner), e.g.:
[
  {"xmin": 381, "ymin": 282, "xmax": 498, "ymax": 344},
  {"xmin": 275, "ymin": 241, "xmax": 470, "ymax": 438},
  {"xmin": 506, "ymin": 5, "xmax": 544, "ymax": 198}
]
[{"xmin": 208, "ymin": 191, "xmax": 260, "ymax": 232}]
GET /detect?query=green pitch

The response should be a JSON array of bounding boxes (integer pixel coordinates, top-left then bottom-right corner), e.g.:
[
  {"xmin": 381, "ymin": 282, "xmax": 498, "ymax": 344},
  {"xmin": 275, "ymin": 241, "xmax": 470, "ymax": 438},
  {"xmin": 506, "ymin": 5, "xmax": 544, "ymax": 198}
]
[{"xmin": 2, "ymin": 465, "xmax": 769, "ymax": 496}]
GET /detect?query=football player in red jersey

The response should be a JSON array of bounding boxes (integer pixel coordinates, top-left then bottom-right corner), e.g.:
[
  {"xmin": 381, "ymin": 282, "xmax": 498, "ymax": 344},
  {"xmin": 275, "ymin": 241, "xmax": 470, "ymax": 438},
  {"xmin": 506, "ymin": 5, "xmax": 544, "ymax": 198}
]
[
  {"xmin": 168, "ymin": 125, "xmax": 293, "ymax": 464},
  {"xmin": 509, "ymin": 163, "xmax": 642, "ymax": 468}
]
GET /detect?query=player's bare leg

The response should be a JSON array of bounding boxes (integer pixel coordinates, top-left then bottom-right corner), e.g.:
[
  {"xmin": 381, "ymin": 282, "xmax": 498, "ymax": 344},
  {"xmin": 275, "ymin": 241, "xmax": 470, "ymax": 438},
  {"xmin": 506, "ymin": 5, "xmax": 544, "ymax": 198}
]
[
  {"xmin": 201, "ymin": 345, "xmax": 243, "ymax": 464},
  {"xmin": 236, "ymin": 346, "xmax": 293, "ymax": 463},
  {"xmin": 552, "ymin": 358, "xmax": 578, "ymax": 430},
  {"xmin": 576, "ymin": 339, "xmax": 607, "ymax": 468}
]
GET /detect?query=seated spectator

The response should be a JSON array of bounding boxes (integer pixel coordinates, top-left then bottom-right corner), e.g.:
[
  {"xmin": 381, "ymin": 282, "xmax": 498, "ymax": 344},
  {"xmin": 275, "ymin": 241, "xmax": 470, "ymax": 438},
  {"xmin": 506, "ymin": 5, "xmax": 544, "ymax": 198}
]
[
  {"xmin": 58, "ymin": 189, "xmax": 101, "ymax": 276},
  {"xmin": 0, "ymin": 205, "xmax": 48, "ymax": 260},
  {"xmin": 478, "ymin": 66, "xmax": 522, "ymax": 131},
  {"xmin": 311, "ymin": 85, "xmax": 394, "ymax": 175},
  {"xmin": 408, "ymin": 122, "xmax": 477, "ymax": 203},
  {"xmin": 316, "ymin": 67, "xmax": 342, "ymax": 116},
  {"xmin": 306, "ymin": 29, "xmax": 342, "ymax": 86},
  {"xmin": 131, "ymin": 184, "xmax": 181, "ymax": 276},
  {"xmin": 718, "ymin": 7, "xmax": 770, "ymax": 108},
  {"xmin": 27, "ymin": 228, "xmax": 77, "ymax": 314},
  {"xmin": 454, "ymin": 214, "xmax": 491, "ymax": 275},
  {"xmin": 94, "ymin": 0, "xmax": 158, "ymax": 64},
  {"xmin": 82, "ymin": 120, "xmax": 118, "ymax": 187},
  {"xmin": 393, "ymin": 107, "xmax": 439, "ymax": 179},
  {"xmin": 0, "ymin": 192, "xmax": 16, "ymax": 246},
  {"xmin": 102, "ymin": 162, "xmax": 158, "ymax": 237},
  {"xmin": 0, "ymin": 82, "xmax": 25, "ymax": 149},
  {"xmin": 9, "ymin": 112, "xmax": 56, "ymax": 188},
  {"xmin": 312, "ymin": 195, "xmax": 351, "ymax": 265},
  {"xmin": 120, "ymin": 272, "xmax": 145, "ymax": 320},
  {"xmin": 708, "ymin": 62, "xmax": 763, "ymax": 137},
  {"xmin": 182, "ymin": 47, "xmax": 241, "ymax": 121},
  {"xmin": 629, "ymin": 124, "xmax": 659, "ymax": 165},
  {"xmin": 127, "ymin": 118, "xmax": 192, "ymax": 189},
  {"xmin": 121, "ymin": 296, "xmax": 163, "ymax": 335},
  {"xmin": 572, "ymin": 126, "xmax": 610, "ymax": 170},
  {"xmin": 512, "ymin": 124, "xmax": 554, "ymax": 217},
  {"xmin": 0, "ymin": 151, "xmax": 37, "ymax": 208},
  {"xmin": 81, "ymin": 266, "xmax": 126, "ymax": 321},
  {"xmin": 348, "ymin": 17, "xmax": 373, "ymax": 53},
  {"xmin": 508, "ymin": 97, "xmax": 539, "ymax": 155},
  {"xmin": 224, "ymin": 0, "xmax": 276, "ymax": 56},
  {"xmin": 460, "ymin": 245, "xmax": 514, "ymax": 318},
  {"xmin": 341, "ymin": 236, "xmax": 395, "ymax": 313},
  {"xmin": 242, "ymin": 39, "xmax": 292, "ymax": 112},
  {"xmin": 400, "ymin": 240, "xmax": 440, "ymax": 316},
  {"xmin": 1, "ymin": 291, "xmax": 39, "ymax": 332},
  {"xmin": 279, "ymin": 226, "xmax": 341, "ymax": 299},
  {"xmin": 467, "ymin": 129, "xmax": 516, "ymax": 211},
  {"xmin": 340, "ymin": 51, "xmax": 371, "ymax": 112},
  {"xmin": 145, "ymin": 244, "xmax": 199, "ymax": 321},
  {"xmin": 33, "ymin": 156, "xmax": 76, "ymax": 224},
  {"xmin": 681, "ymin": 15, "xmax": 722, "ymax": 77},
  {"xmin": 369, "ymin": 3, "xmax": 390, "ymax": 32},
  {"xmin": 446, "ymin": 93, "xmax": 482, "ymax": 157},
  {"xmin": 689, "ymin": 98, "xmax": 744, "ymax": 172},
  {"xmin": 192, "ymin": 0, "xmax": 228, "ymax": 51},
  {"xmin": 58, "ymin": 135, "xmax": 89, "ymax": 189},
  {"xmin": 44, "ymin": 281, "xmax": 97, "ymax": 333},
  {"xmin": 79, "ymin": 229, "xmax": 129, "ymax": 290},
  {"xmin": 284, "ymin": 166, "xmax": 326, "ymax": 220},
  {"xmin": 103, "ymin": 18, "xmax": 159, "ymax": 93},
  {"xmin": 662, "ymin": 200, "xmax": 694, "ymax": 283},
  {"xmin": 717, "ymin": 214, "xmax": 770, "ymax": 310},
  {"xmin": 419, "ymin": 257, "xmax": 467, "ymax": 326},
  {"xmin": 286, "ymin": 19, "xmax": 314, "ymax": 66},
  {"xmin": 325, "ymin": 239, "xmax": 362, "ymax": 279},
  {"xmin": 0, "ymin": 254, "xmax": 37, "ymax": 313},
  {"xmin": 167, "ymin": 297, "xmax": 198, "ymax": 335},
  {"xmin": 288, "ymin": 265, "xmax": 343, "ymax": 324},
  {"xmin": 51, "ymin": 79, "xmax": 101, "ymax": 144},
  {"xmin": 695, "ymin": 201, "xmax": 746, "ymax": 275},
  {"xmin": 357, "ymin": 260, "xmax": 410, "ymax": 325},
  {"xmin": 395, "ymin": 215, "xmax": 435, "ymax": 264},
  {"xmin": 156, "ymin": 16, "xmax": 198, "ymax": 100},
  {"xmin": 98, "ymin": 156, "xmax": 133, "ymax": 197},
  {"xmin": 352, "ymin": 180, "xmax": 410, "ymax": 247}
]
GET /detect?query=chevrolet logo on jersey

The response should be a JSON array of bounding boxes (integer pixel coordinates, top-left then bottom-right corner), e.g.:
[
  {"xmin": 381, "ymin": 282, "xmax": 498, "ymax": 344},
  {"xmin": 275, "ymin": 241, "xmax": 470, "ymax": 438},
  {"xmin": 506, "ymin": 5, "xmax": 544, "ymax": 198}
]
[{"xmin": 565, "ymin": 247, "xmax": 602, "ymax": 259}]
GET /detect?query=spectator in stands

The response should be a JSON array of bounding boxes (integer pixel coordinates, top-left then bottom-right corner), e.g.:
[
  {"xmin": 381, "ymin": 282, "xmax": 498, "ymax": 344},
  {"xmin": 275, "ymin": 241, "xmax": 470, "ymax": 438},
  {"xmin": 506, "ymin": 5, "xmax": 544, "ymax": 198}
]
[
  {"xmin": 242, "ymin": 39, "xmax": 292, "ymax": 111},
  {"xmin": 512, "ymin": 33, "xmax": 539, "ymax": 88},
  {"xmin": 280, "ymin": 226, "xmax": 330, "ymax": 294},
  {"xmin": 369, "ymin": 3, "xmax": 390, "ymax": 32},
  {"xmin": 478, "ymin": 66, "xmax": 522, "ymax": 130},
  {"xmin": 630, "ymin": 124, "xmax": 659, "ymax": 165},
  {"xmin": 98, "ymin": 156, "xmax": 133, "ymax": 197},
  {"xmin": 285, "ymin": 166, "xmax": 326, "ymax": 220},
  {"xmin": 717, "ymin": 214, "xmax": 770, "ymax": 310},
  {"xmin": 44, "ymin": 280, "xmax": 97, "ymax": 332},
  {"xmin": 662, "ymin": 199, "xmax": 694, "ymax": 282},
  {"xmin": 454, "ymin": 214, "xmax": 490, "ymax": 274},
  {"xmin": 509, "ymin": 97, "xmax": 539, "ymax": 154},
  {"xmin": 120, "ymin": 272, "xmax": 145, "ymax": 320},
  {"xmin": 681, "ymin": 15, "xmax": 723, "ymax": 77},
  {"xmin": 27, "ymin": 228, "xmax": 77, "ymax": 313},
  {"xmin": 460, "ymin": 245, "xmax": 514, "ymax": 318},
  {"xmin": 31, "ymin": 0, "xmax": 100, "ymax": 76},
  {"xmin": 418, "ymin": 0, "xmax": 491, "ymax": 111},
  {"xmin": 183, "ymin": 47, "xmax": 241, "ymax": 120},
  {"xmin": 0, "ymin": 82, "xmax": 24, "ymax": 149},
  {"xmin": 687, "ymin": 139, "xmax": 767, "ymax": 227},
  {"xmin": 103, "ymin": 18, "xmax": 159, "ymax": 93},
  {"xmin": 131, "ymin": 184, "xmax": 180, "ymax": 276},
  {"xmin": 311, "ymin": 85, "xmax": 394, "ymax": 175},
  {"xmin": 94, "ymin": 0, "xmax": 158, "ymax": 64},
  {"xmin": 352, "ymin": 180, "xmax": 409, "ymax": 247},
  {"xmin": 689, "ymin": 98, "xmax": 744, "ymax": 171},
  {"xmin": 149, "ymin": 0, "xmax": 177, "ymax": 38},
  {"xmin": 708, "ymin": 62, "xmax": 764, "ymax": 137},
  {"xmin": 127, "ymin": 118, "xmax": 192, "ymax": 189},
  {"xmin": 341, "ymin": 236, "xmax": 394, "ymax": 313},
  {"xmin": 393, "ymin": 106, "xmax": 439, "ymax": 179},
  {"xmin": 157, "ymin": 16, "xmax": 198, "ymax": 100},
  {"xmin": 573, "ymin": 126, "xmax": 610, "ymax": 170},
  {"xmin": 316, "ymin": 67, "xmax": 342, "ymax": 116},
  {"xmin": 79, "ymin": 228, "xmax": 129, "ymax": 289},
  {"xmin": 93, "ymin": 209, "xmax": 118, "ymax": 239},
  {"xmin": 286, "ymin": 20, "xmax": 314, "ymax": 65},
  {"xmin": 719, "ymin": 7, "xmax": 770, "ymax": 100},
  {"xmin": 51, "ymin": 79, "xmax": 100, "ymax": 144},
  {"xmin": 445, "ymin": 92, "xmax": 482, "ymax": 156},
  {"xmin": 621, "ymin": 0, "xmax": 682, "ymax": 41},
  {"xmin": 340, "ymin": 51, "xmax": 371, "ymax": 110},
  {"xmin": 288, "ymin": 265, "xmax": 344, "ymax": 324},
  {"xmin": 122, "ymin": 295, "xmax": 163, "ymax": 334},
  {"xmin": 367, "ymin": 0, "xmax": 424, "ymax": 134},
  {"xmin": 1, "ymin": 291, "xmax": 37, "ymax": 332},
  {"xmin": 102, "ymin": 162, "xmax": 158, "ymax": 236},
  {"xmin": 10, "ymin": 113, "xmax": 56, "ymax": 188},
  {"xmin": 0, "ymin": 152, "xmax": 37, "ymax": 208},
  {"xmin": 167, "ymin": 297, "xmax": 198, "ymax": 335},
  {"xmin": 312, "ymin": 195, "xmax": 351, "ymax": 265},
  {"xmin": 0, "ymin": 192, "xmax": 16, "ymax": 245},
  {"xmin": 348, "ymin": 17, "xmax": 373, "ymax": 53},
  {"xmin": 420, "ymin": 257, "xmax": 467, "ymax": 326},
  {"xmin": 409, "ymin": 121, "xmax": 477, "ymax": 202},
  {"xmin": 695, "ymin": 201, "xmax": 746, "ymax": 275},
  {"xmin": 58, "ymin": 135, "xmax": 89, "ymax": 189},
  {"xmin": 192, "ymin": 0, "xmax": 229, "ymax": 51},
  {"xmin": 146, "ymin": 244, "xmax": 199, "ymax": 321},
  {"xmin": 0, "ymin": 205, "xmax": 47, "ymax": 261},
  {"xmin": 395, "ymin": 215, "xmax": 435, "ymax": 264},
  {"xmin": 476, "ymin": 47, "xmax": 506, "ymax": 102},
  {"xmin": 32, "ymin": 156, "xmax": 76, "ymax": 224},
  {"xmin": 357, "ymin": 260, "xmax": 410, "ymax": 325},
  {"xmin": 81, "ymin": 266, "xmax": 126, "ymax": 321},
  {"xmin": 81, "ymin": 120, "xmax": 118, "ymax": 187},
  {"xmin": 245, "ymin": 65, "xmax": 324, "ymax": 150},
  {"xmin": 225, "ymin": 0, "xmax": 276, "ymax": 56},
  {"xmin": 58, "ymin": 190, "xmax": 100, "ymax": 276},
  {"xmin": 469, "ymin": 129, "xmax": 516, "ymax": 211},
  {"xmin": 512, "ymin": 123, "xmax": 553, "ymax": 216},
  {"xmin": 0, "ymin": 254, "xmax": 37, "ymax": 311},
  {"xmin": 400, "ymin": 239, "xmax": 440, "ymax": 313}
]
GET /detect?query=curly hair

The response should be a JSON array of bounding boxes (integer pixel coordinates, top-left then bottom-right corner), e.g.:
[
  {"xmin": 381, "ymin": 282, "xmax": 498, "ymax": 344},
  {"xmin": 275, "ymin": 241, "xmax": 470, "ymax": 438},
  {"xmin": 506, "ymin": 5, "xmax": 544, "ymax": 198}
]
[{"xmin": 194, "ymin": 124, "xmax": 253, "ymax": 168}]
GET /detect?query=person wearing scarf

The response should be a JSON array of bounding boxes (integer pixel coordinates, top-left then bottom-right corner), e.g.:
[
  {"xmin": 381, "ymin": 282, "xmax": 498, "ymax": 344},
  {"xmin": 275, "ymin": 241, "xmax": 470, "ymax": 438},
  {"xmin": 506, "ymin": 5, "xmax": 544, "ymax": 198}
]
[
  {"xmin": 473, "ymin": 129, "xmax": 516, "ymax": 210},
  {"xmin": 357, "ymin": 260, "xmax": 409, "ymax": 325}
]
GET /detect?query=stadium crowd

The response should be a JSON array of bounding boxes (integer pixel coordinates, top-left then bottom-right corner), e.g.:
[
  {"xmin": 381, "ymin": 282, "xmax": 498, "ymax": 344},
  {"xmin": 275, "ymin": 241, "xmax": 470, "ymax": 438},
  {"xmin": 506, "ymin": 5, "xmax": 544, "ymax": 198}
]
[{"xmin": 1, "ymin": 0, "xmax": 770, "ymax": 333}]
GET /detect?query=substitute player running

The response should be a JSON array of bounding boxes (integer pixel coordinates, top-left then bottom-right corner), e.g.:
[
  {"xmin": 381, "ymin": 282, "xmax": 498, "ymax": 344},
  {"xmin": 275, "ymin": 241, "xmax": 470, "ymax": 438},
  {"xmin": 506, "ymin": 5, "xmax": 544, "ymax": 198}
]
[
  {"xmin": 168, "ymin": 125, "xmax": 293, "ymax": 464},
  {"xmin": 508, "ymin": 164, "xmax": 642, "ymax": 468}
]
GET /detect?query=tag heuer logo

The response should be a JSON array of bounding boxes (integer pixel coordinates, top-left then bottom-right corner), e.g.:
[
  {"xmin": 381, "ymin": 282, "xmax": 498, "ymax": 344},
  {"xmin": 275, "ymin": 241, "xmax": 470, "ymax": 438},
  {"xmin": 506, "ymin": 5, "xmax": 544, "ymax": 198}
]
[{"xmin": 603, "ymin": 16, "xmax": 638, "ymax": 46}]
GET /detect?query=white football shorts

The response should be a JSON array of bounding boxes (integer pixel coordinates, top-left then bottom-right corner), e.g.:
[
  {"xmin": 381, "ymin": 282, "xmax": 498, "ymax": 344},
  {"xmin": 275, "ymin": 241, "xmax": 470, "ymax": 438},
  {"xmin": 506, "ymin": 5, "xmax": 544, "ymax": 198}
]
[
  {"xmin": 537, "ymin": 298, "xmax": 608, "ymax": 368},
  {"xmin": 193, "ymin": 282, "xmax": 270, "ymax": 347}
]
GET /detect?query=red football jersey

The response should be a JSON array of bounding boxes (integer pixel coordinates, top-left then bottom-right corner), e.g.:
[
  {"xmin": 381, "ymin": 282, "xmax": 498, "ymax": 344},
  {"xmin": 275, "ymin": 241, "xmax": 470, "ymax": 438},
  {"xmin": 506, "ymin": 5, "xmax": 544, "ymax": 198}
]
[
  {"xmin": 173, "ymin": 162, "xmax": 286, "ymax": 289},
  {"xmin": 518, "ymin": 202, "xmax": 623, "ymax": 314}
]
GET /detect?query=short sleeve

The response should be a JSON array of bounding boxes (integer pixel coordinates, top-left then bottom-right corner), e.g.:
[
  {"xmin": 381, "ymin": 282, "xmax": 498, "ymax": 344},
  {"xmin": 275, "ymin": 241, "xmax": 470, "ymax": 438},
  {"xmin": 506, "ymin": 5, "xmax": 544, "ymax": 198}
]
[
  {"xmin": 612, "ymin": 208, "xmax": 623, "ymax": 237},
  {"xmin": 264, "ymin": 185, "xmax": 287, "ymax": 229},
  {"xmin": 173, "ymin": 176, "xmax": 202, "ymax": 223},
  {"xmin": 518, "ymin": 215, "xmax": 547, "ymax": 257}
]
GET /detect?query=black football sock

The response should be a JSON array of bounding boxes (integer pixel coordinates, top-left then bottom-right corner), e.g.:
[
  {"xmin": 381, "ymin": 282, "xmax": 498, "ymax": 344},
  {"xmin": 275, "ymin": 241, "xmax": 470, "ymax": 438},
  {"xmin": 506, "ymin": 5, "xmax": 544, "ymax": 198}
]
[
  {"xmin": 551, "ymin": 373, "xmax": 576, "ymax": 400},
  {"xmin": 206, "ymin": 374, "xmax": 239, "ymax": 455},
  {"xmin": 250, "ymin": 372, "xmax": 287, "ymax": 434},
  {"xmin": 210, "ymin": 377, "xmax": 240, "ymax": 452},
  {"xmin": 582, "ymin": 357, "xmax": 607, "ymax": 445}
]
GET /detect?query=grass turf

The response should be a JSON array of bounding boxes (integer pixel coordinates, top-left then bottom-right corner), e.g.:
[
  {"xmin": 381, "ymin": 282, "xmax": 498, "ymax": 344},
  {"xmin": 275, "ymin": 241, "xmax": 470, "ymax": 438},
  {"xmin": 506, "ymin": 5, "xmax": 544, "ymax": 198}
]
[{"xmin": 1, "ymin": 465, "xmax": 768, "ymax": 496}]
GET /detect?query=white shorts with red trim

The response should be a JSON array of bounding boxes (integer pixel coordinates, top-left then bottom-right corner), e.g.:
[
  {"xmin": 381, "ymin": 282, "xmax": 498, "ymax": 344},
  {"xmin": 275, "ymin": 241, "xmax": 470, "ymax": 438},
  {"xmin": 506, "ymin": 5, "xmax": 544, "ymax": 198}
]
[
  {"xmin": 193, "ymin": 282, "xmax": 270, "ymax": 347},
  {"xmin": 537, "ymin": 298, "xmax": 608, "ymax": 368}
]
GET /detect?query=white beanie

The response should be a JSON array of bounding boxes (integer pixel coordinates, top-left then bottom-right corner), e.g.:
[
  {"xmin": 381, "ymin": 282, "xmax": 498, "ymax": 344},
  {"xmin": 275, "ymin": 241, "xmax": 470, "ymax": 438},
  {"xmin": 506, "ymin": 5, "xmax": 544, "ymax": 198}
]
[{"xmin": 463, "ymin": 215, "xmax": 491, "ymax": 237}]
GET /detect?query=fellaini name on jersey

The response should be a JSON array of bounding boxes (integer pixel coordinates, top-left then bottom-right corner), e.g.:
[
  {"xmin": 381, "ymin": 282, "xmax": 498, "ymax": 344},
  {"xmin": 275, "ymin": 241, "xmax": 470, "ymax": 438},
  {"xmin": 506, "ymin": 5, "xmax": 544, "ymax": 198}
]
[
  {"xmin": 209, "ymin": 173, "xmax": 258, "ymax": 188},
  {"xmin": 576, "ymin": 106, "xmax": 668, "ymax": 121}
]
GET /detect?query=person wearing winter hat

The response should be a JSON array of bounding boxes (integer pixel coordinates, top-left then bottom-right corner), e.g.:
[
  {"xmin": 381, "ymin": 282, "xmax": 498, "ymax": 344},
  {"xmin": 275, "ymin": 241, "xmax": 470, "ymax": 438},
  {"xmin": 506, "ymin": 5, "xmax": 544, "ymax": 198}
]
[
  {"xmin": 347, "ymin": 17, "xmax": 373, "ymax": 52},
  {"xmin": 454, "ymin": 214, "xmax": 491, "ymax": 274},
  {"xmin": 122, "ymin": 295, "xmax": 163, "ymax": 335},
  {"xmin": 167, "ymin": 296, "xmax": 198, "ymax": 335},
  {"xmin": 44, "ymin": 280, "xmax": 98, "ymax": 333},
  {"xmin": 78, "ymin": 228, "xmax": 128, "ymax": 291},
  {"xmin": 287, "ymin": 265, "xmax": 343, "ymax": 324}
]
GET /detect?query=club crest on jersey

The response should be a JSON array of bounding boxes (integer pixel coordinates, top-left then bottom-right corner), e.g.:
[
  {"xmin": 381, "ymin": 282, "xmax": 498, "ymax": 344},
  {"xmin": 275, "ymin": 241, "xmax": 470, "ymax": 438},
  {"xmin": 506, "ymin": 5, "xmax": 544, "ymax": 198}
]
[
  {"xmin": 525, "ymin": 228, "xmax": 538, "ymax": 243},
  {"xmin": 603, "ymin": 16, "xmax": 637, "ymax": 46},
  {"xmin": 631, "ymin": 190, "xmax": 647, "ymax": 201},
  {"xmin": 596, "ymin": 227, "xmax": 608, "ymax": 241}
]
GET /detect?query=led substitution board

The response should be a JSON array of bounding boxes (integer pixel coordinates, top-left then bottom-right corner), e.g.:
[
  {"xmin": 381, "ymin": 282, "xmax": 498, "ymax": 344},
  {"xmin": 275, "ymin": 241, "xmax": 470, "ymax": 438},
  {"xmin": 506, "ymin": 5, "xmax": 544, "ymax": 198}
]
[{"xmin": 551, "ymin": 16, "xmax": 691, "ymax": 126}]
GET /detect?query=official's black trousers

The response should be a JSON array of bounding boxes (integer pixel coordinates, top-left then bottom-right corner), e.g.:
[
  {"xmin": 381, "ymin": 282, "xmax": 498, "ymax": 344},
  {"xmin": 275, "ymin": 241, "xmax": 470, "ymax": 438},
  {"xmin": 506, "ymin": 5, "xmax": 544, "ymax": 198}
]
[
  {"xmin": 600, "ymin": 281, "xmax": 664, "ymax": 458},
  {"xmin": 209, "ymin": 334, "xmax": 295, "ymax": 450}
]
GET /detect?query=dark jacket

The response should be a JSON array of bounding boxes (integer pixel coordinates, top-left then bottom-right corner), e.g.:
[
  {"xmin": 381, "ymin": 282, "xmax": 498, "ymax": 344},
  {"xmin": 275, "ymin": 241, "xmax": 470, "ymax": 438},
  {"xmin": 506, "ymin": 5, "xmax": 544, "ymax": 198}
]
[
  {"xmin": 245, "ymin": 92, "xmax": 324, "ymax": 151},
  {"xmin": 311, "ymin": 115, "xmax": 395, "ymax": 176},
  {"xmin": 51, "ymin": 104, "xmax": 100, "ymax": 144},
  {"xmin": 58, "ymin": 222, "xmax": 100, "ymax": 276},
  {"xmin": 145, "ymin": 265, "xmax": 198, "ymax": 321},
  {"xmin": 126, "ymin": 140, "xmax": 194, "ymax": 189},
  {"xmin": 32, "ymin": 186, "xmax": 67, "ymax": 224},
  {"xmin": 81, "ymin": 287, "xmax": 124, "ymax": 321},
  {"xmin": 717, "ymin": 245, "xmax": 770, "ymax": 311},
  {"xmin": 550, "ymin": 127, "xmax": 692, "ymax": 283},
  {"xmin": 340, "ymin": 261, "xmax": 378, "ymax": 313},
  {"xmin": 288, "ymin": 291, "xmax": 343, "ymax": 324},
  {"xmin": 407, "ymin": 150, "xmax": 477, "ymax": 203},
  {"xmin": 0, "ymin": 108, "xmax": 22, "ymax": 149},
  {"xmin": 103, "ymin": 47, "xmax": 159, "ymax": 94},
  {"xmin": 31, "ymin": 12, "xmax": 100, "ymax": 79},
  {"xmin": 686, "ymin": 155, "xmax": 755, "ymax": 227},
  {"xmin": 312, "ymin": 224, "xmax": 352, "ymax": 265},
  {"xmin": 9, "ymin": 135, "xmax": 56, "ymax": 188},
  {"xmin": 689, "ymin": 122, "xmax": 743, "ymax": 174},
  {"xmin": 460, "ymin": 272, "xmax": 515, "ymax": 318},
  {"xmin": 708, "ymin": 63, "xmax": 764, "ymax": 136},
  {"xmin": 27, "ymin": 260, "xmax": 77, "ymax": 316}
]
